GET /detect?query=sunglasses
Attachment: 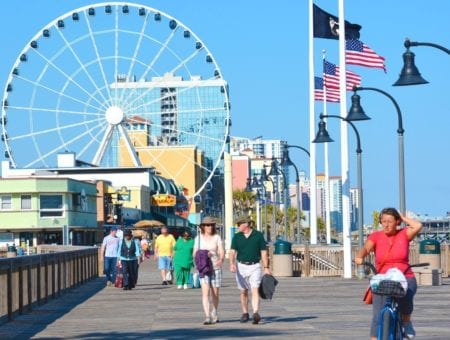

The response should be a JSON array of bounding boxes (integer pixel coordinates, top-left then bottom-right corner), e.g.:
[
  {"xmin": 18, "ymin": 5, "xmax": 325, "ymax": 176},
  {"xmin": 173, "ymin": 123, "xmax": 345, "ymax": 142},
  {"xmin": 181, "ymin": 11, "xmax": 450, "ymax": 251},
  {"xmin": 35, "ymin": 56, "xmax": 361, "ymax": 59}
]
[{"xmin": 203, "ymin": 224, "xmax": 214, "ymax": 227}]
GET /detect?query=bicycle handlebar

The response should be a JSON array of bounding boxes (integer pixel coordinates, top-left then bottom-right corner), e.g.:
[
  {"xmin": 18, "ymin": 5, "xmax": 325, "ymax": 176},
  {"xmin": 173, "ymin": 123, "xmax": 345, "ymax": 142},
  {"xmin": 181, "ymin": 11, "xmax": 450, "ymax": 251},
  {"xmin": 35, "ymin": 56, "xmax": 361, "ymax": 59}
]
[{"xmin": 361, "ymin": 261, "xmax": 430, "ymax": 275}]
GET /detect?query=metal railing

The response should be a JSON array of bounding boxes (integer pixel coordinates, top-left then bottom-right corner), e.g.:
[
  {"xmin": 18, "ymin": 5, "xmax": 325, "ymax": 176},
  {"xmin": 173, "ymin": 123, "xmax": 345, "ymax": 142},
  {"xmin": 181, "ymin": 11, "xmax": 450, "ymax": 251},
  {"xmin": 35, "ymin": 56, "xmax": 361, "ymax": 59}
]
[
  {"xmin": 291, "ymin": 243, "xmax": 449, "ymax": 278},
  {"xmin": 0, "ymin": 246, "xmax": 98, "ymax": 324}
]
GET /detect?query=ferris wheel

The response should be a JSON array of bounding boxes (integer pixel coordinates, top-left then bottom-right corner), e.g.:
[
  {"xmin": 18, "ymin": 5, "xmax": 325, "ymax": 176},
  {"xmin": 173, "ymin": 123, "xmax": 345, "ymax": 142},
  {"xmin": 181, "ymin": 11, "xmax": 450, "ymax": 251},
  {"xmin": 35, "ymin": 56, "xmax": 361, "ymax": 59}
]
[{"xmin": 1, "ymin": 2, "xmax": 230, "ymax": 196}]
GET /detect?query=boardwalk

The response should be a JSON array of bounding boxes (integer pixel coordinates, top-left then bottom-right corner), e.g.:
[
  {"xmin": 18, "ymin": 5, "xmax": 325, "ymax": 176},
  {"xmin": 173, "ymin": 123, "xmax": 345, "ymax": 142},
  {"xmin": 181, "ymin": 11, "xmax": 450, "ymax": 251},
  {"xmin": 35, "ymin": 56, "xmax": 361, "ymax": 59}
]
[{"xmin": 1, "ymin": 260, "xmax": 449, "ymax": 339}]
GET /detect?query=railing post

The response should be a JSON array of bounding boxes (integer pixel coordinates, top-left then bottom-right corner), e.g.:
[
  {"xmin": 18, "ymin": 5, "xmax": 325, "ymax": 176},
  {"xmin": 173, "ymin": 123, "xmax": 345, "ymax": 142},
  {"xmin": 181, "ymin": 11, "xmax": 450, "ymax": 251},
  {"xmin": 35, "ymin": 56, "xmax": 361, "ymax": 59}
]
[
  {"xmin": 18, "ymin": 262, "xmax": 23, "ymax": 315},
  {"xmin": 304, "ymin": 243, "xmax": 311, "ymax": 277},
  {"xmin": 27, "ymin": 263, "xmax": 32, "ymax": 312},
  {"xmin": 37, "ymin": 260, "xmax": 41, "ymax": 305},
  {"xmin": 51, "ymin": 258, "xmax": 56, "ymax": 299},
  {"xmin": 44, "ymin": 255, "xmax": 49, "ymax": 303},
  {"xmin": 57, "ymin": 254, "xmax": 62, "ymax": 297},
  {"xmin": 7, "ymin": 262, "xmax": 12, "ymax": 321}
]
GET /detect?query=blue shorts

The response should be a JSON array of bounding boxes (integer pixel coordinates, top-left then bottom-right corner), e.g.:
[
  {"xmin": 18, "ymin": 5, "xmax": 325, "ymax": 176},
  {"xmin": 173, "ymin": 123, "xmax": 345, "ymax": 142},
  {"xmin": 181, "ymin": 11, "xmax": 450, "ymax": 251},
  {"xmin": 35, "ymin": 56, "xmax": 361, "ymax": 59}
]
[{"xmin": 158, "ymin": 256, "xmax": 172, "ymax": 270}]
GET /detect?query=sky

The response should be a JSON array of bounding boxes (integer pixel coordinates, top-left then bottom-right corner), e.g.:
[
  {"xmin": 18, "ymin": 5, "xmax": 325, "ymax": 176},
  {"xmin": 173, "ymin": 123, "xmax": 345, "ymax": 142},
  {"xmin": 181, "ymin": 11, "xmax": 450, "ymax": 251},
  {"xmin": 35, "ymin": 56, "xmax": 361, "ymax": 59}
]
[{"xmin": 0, "ymin": 0, "xmax": 449, "ymax": 221}]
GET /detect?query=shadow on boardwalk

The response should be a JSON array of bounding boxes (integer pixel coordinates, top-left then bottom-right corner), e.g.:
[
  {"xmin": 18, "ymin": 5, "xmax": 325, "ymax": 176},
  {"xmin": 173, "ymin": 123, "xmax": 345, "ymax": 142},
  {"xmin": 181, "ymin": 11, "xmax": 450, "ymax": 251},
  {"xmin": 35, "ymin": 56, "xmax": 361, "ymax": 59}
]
[{"xmin": 1, "ymin": 259, "xmax": 449, "ymax": 339}]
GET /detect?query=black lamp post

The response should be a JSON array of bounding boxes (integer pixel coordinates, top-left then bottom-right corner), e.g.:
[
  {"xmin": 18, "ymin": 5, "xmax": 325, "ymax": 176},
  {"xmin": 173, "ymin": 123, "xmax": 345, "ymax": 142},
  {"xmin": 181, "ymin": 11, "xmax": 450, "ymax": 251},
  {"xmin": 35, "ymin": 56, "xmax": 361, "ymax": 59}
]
[
  {"xmin": 269, "ymin": 157, "xmax": 288, "ymax": 239},
  {"xmin": 393, "ymin": 38, "xmax": 450, "ymax": 86},
  {"xmin": 260, "ymin": 166, "xmax": 276, "ymax": 241},
  {"xmin": 313, "ymin": 114, "xmax": 365, "ymax": 262},
  {"xmin": 281, "ymin": 144, "xmax": 310, "ymax": 244},
  {"xmin": 348, "ymin": 86, "xmax": 406, "ymax": 216},
  {"xmin": 245, "ymin": 176, "xmax": 262, "ymax": 233}
]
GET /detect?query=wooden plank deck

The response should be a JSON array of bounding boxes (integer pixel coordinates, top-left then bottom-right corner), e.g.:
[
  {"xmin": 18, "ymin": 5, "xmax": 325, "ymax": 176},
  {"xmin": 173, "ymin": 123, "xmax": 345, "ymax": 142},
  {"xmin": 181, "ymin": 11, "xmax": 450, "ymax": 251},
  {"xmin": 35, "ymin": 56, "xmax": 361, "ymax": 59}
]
[{"xmin": 1, "ymin": 259, "xmax": 449, "ymax": 339}]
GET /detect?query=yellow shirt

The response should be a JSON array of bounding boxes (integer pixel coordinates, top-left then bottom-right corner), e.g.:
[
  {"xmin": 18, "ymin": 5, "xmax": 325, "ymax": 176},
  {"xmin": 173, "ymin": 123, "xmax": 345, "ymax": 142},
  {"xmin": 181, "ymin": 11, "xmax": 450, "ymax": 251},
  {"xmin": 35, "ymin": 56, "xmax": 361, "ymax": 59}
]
[{"xmin": 155, "ymin": 234, "xmax": 176, "ymax": 256}]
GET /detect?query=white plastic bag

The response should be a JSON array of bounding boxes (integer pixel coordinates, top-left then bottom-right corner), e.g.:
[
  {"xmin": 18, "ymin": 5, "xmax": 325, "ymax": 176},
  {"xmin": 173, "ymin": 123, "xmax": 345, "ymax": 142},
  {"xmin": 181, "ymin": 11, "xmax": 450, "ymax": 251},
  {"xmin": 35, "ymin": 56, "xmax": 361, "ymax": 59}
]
[
  {"xmin": 370, "ymin": 267, "xmax": 408, "ymax": 291},
  {"xmin": 165, "ymin": 270, "xmax": 172, "ymax": 282}
]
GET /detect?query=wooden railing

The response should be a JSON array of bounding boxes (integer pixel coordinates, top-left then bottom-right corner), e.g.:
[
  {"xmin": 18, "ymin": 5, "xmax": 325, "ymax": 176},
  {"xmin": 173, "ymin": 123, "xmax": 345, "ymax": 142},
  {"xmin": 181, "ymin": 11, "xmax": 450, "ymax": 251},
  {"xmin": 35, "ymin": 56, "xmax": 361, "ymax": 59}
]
[
  {"xmin": 0, "ymin": 246, "xmax": 98, "ymax": 325},
  {"xmin": 290, "ymin": 243, "xmax": 449, "ymax": 278}
]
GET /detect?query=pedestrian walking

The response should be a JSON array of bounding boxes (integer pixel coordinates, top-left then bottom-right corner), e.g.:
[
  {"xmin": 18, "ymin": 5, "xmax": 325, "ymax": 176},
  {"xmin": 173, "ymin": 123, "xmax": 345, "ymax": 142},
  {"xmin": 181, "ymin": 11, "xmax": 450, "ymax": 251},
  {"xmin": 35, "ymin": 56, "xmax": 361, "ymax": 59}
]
[
  {"xmin": 155, "ymin": 226, "xmax": 176, "ymax": 285},
  {"xmin": 117, "ymin": 229, "xmax": 141, "ymax": 290},
  {"xmin": 100, "ymin": 226, "xmax": 120, "ymax": 287},
  {"xmin": 173, "ymin": 230, "xmax": 195, "ymax": 289},
  {"xmin": 229, "ymin": 215, "xmax": 271, "ymax": 325},
  {"xmin": 193, "ymin": 216, "xmax": 225, "ymax": 325}
]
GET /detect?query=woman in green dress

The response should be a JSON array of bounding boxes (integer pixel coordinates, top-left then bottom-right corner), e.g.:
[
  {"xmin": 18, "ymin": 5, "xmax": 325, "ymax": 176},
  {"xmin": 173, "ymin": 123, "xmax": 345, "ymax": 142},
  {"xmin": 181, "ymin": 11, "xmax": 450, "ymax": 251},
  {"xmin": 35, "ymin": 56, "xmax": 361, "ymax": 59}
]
[{"xmin": 173, "ymin": 229, "xmax": 195, "ymax": 289}]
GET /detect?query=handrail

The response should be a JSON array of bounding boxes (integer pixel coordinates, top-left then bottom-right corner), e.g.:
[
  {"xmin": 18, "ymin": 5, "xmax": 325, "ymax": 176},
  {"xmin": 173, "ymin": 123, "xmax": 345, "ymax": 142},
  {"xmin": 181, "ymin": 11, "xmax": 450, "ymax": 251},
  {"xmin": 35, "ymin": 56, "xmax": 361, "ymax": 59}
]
[{"xmin": 0, "ymin": 247, "xmax": 99, "ymax": 325}]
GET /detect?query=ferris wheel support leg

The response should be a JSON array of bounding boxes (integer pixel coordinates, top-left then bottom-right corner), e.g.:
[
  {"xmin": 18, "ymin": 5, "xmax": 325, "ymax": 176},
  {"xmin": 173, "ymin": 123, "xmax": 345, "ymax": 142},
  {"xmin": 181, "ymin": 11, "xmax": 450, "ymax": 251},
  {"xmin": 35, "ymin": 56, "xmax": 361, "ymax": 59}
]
[
  {"xmin": 92, "ymin": 125, "xmax": 114, "ymax": 166},
  {"xmin": 117, "ymin": 124, "xmax": 142, "ymax": 167}
]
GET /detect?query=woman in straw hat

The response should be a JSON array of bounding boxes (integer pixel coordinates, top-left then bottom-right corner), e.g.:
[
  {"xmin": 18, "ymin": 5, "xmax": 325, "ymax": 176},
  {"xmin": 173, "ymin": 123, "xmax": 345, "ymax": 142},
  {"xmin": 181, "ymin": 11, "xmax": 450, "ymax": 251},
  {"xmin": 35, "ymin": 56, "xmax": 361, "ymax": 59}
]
[{"xmin": 193, "ymin": 216, "xmax": 225, "ymax": 325}]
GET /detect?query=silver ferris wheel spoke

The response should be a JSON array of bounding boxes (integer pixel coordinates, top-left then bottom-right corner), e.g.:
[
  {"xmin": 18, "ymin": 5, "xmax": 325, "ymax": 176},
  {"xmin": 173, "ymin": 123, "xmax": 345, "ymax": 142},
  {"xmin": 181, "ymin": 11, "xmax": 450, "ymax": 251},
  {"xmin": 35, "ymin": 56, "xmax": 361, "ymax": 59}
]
[
  {"xmin": 78, "ymin": 123, "xmax": 108, "ymax": 158},
  {"xmin": 123, "ymin": 73, "xmax": 219, "ymax": 116},
  {"xmin": 121, "ymin": 26, "xmax": 178, "ymax": 106},
  {"xmin": 83, "ymin": 11, "xmax": 114, "ymax": 107},
  {"xmin": 8, "ymin": 116, "xmax": 102, "ymax": 141},
  {"xmin": 15, "ymin": 75, "xmax": 106, "ymax": 113},
  {"xmin": 127, "ymin": 114, "xmax": 224, "ymax": 144},
  {"xmin": 8, "ymin": 105, "xmax": 100, "ymax": 118},
  {"xmin": 114, "ymin": 6, "xmax": 119, "ymax": 105},
  {"xmin": 128, "ymin": 82, "xmax": 222, "ymax": 117},
  {"xmin": 123, "ymin": 48, "xmax": 204, "ymax": 113},
  {"xmin": 118, "ymin": 12, "xmax": 150, "ymax": 104},
  {"xmin": 26, "ymin": 120, "xmax": 104, "ymax": 168},
  {"xmin": 30, "ymin": 48, "xmax": 108, "ymax": 110},
  {"xmin": 54, "ymin": 23, "xmax": 111, "ymax": 107}
]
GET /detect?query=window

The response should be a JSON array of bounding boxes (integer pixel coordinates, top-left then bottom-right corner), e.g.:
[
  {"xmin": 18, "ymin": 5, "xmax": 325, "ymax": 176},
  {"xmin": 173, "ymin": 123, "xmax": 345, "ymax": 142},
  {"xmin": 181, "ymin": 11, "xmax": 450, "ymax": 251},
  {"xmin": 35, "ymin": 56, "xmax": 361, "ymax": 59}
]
[
  {"xmin": 40, "ymin": 195, "xmax": 63, "ymax": 217},
  {"xmin": 0, "ymin": 195, "xmax": 12, "ymax": 210},
  {"xmin": 21, "ymin": 195, "xmax": 32, "ymax": 210}
]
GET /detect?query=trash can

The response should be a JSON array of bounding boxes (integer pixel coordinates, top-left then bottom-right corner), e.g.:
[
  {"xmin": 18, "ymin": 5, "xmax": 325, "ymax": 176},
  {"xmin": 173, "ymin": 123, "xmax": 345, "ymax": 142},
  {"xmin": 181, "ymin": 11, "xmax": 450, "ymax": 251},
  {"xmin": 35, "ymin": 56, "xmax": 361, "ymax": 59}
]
[
  {"xmin": 6, "ymin": 245, "xmax": 17, "ymax": 258},
  {"xmin": 272, "ymin": 239, "xmax": 293, "ymax": 277},
  {"xmin": 419, "ymin": 239, "xmax": 441, "ymax": 269}
]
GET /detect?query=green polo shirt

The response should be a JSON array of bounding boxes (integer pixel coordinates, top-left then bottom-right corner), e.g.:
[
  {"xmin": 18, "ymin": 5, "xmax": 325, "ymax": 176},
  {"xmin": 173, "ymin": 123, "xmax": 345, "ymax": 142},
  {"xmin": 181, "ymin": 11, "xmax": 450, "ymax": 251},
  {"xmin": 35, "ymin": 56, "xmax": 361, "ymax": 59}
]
[{"xmin": 231, "ymin": 229, "xmax": 267, "ymax": 263}]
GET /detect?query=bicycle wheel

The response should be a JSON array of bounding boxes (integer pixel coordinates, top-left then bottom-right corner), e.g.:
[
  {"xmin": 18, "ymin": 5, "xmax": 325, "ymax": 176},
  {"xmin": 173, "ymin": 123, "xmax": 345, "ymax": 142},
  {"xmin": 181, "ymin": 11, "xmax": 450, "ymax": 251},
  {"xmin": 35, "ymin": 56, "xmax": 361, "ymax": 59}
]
[
  {"xmin": 380, "ymin": 309, "xmax": 392, "ymax": 340},
  {"xmin": 393, "ymin": 317, "xmax": 403, "ymax": 340}
]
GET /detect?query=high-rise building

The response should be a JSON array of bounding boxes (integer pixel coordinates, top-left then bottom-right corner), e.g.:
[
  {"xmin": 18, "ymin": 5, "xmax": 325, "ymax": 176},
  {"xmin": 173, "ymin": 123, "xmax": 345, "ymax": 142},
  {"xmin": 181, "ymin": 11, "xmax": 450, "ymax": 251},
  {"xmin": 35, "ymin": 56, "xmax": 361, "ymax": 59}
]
[{"xmin": 317, "ymin": 174, "xmax": 343, "ymax": 232}]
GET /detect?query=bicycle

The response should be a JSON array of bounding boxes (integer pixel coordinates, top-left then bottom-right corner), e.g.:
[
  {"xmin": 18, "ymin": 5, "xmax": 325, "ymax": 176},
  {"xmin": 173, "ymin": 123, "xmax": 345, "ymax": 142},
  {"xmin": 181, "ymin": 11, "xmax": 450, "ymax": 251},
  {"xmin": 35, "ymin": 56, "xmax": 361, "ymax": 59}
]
[{"xmin": 363, "ymin": 262, "xmax": 429, "ymax": 340}]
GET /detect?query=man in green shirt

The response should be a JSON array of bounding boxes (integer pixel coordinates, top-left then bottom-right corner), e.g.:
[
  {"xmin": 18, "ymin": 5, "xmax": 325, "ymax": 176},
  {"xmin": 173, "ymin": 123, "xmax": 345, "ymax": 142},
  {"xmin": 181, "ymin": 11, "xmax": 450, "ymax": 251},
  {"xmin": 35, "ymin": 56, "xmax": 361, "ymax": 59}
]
[{"xmin": 229, "ymin": 215, "xmax": 271, "ymax": 325}]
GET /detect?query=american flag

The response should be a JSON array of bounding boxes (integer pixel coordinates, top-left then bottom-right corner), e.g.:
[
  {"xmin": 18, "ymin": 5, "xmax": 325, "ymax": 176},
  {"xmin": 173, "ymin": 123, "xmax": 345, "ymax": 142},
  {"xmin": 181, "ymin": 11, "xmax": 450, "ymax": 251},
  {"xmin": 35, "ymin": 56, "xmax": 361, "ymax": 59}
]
[
  {"xmin": 314, "ymin": 77, "xmax": 340, "ymax": 102},
  {"xmin": 346, "ymin": 39, "xmax": 386, "ymax": 72},
  {"xmin": 323, "ymin": 61, "xmax": 361, "ymax": 90}
]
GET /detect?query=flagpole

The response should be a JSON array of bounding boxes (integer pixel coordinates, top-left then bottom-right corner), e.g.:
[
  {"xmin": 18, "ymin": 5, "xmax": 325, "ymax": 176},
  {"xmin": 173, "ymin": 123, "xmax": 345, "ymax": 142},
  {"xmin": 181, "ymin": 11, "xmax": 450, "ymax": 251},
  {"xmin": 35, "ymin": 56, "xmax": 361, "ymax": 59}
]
[
  {"xmin": 322, "ymin": 51, "xmax": 332, "ymax": 245},
  {"xmin": 309, "ymin": 0, "xmax": 318, "ymax": 245},
  {"xmin": 338, "ymin": 0, "xmax": 352, "ymax": 278}
]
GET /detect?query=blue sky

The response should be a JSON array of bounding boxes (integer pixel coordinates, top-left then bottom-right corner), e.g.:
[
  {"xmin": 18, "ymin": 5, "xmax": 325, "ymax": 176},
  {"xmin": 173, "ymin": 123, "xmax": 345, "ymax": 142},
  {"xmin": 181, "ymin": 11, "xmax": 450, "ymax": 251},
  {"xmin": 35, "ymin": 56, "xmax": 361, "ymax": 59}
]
[{"xmin": 0, "ymin": 0, "xmax": 449, "ymax": 221}]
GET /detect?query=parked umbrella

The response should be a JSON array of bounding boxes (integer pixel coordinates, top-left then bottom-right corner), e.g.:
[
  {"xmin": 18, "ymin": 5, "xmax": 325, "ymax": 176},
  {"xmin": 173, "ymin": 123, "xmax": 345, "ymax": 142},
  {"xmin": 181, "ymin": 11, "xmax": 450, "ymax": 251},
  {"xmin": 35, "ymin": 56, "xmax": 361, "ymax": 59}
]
[{"xmin": 134, "ymin": 220, "xmax": 165, "ymax": 228}]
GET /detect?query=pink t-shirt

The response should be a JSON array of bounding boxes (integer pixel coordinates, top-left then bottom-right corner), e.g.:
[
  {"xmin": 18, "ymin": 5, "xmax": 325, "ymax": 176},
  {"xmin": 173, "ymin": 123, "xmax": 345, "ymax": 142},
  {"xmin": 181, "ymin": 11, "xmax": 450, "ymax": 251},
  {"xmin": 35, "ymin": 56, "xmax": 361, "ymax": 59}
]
[{"xmin": 368, "ymin": 228, "xmax": 414, "ymax": 278}]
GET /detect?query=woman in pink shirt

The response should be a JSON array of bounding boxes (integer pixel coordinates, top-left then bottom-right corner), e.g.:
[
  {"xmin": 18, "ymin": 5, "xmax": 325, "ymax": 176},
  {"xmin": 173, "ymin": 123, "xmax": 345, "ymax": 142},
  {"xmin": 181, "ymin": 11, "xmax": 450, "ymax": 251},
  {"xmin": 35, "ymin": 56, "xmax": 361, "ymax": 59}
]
[{"xmin": 355, "ymin": 207, "xmax": 422, "ymax": 340}]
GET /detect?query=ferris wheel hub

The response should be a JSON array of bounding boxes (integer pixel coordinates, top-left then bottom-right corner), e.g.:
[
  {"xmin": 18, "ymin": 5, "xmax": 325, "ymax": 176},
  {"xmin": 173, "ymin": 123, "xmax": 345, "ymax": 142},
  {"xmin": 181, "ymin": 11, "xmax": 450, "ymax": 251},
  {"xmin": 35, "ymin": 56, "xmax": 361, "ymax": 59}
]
[{"xmin": 105, "ymin": 106, "xmax": 124, "ymax": 125}]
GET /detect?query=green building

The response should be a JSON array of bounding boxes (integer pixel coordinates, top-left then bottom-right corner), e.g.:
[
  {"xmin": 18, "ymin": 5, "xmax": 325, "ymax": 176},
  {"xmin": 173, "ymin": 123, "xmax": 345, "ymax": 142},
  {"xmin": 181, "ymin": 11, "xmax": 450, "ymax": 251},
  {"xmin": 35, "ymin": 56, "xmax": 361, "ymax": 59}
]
[{"xmin": 0, "ymin": 177, "xmax": 97, "ymax": 248}]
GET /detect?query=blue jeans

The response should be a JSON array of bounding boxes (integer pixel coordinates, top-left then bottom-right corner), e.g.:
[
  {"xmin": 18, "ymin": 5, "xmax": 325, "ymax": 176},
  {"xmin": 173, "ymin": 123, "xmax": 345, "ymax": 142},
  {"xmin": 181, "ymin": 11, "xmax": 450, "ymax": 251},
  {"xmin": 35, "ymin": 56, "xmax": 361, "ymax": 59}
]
[{"xmin": 104, "ymin": 257, "xmax": 117, "ymax": 283}]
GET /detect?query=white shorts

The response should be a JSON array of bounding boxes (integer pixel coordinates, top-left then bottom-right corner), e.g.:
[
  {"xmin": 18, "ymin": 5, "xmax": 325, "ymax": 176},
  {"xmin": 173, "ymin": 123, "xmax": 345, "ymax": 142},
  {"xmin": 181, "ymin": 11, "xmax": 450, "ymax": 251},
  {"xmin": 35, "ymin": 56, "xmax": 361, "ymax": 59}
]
[
  {"xmin": 236, "ymin": 263, "xmax": 262, "ymax": 290},
  {"xmin": 199, "ymin": 268, "xmax": 222, "ymax": 288}
]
